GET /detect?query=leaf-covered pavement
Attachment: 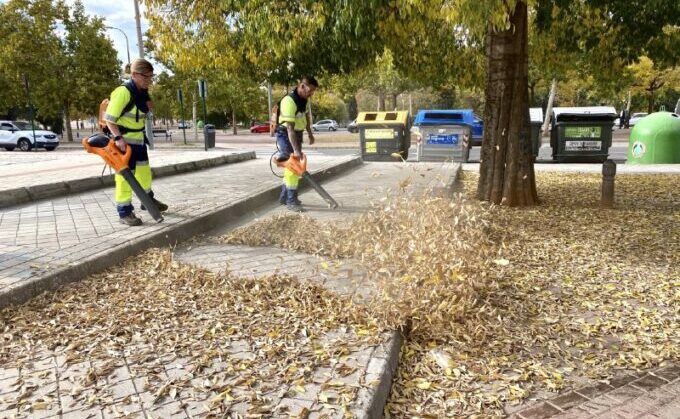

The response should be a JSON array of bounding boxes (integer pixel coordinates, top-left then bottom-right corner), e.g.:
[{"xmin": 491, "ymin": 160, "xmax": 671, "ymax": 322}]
[
  {"xmin": 1, "ymin": 169, "xmax": 677, "ymax": 417},
  {"xmin": 224, "ymin": 171, "xmax": 679, "ymax": 416},
  {"xmin": 0, "ymin": 252, "xmax": 382, "ymax": 417}
]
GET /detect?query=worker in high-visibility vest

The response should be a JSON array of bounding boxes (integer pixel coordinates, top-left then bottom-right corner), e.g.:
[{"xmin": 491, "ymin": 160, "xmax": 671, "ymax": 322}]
[
  {"xmin": 273, "ymin": 76, "xmax": 318, "ymax": 212},
  {"xmin": 104, "ymin": 58, "xmax": 168, "ymax": 226}
]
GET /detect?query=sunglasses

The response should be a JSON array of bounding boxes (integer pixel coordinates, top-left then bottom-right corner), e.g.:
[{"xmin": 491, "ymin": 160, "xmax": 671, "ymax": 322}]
[{"xmin": 135, "ymin": 72, "xmax": 154, "ymax": 80}]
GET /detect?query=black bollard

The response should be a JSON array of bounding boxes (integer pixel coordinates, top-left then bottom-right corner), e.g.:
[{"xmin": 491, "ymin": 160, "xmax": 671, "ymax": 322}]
[{"xmin": 601, "ymin": 159, "xmax": 616, "ymax": 208}]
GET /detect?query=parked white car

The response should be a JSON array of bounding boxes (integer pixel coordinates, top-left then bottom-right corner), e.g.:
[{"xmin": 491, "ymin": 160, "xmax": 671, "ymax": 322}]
[
  {"xmin": 312, "ymin": 119, "xmax": 338, "ymax": 131},
  {"xmin": 628, "ymin": 113, "xmax": 648, "ymax": 127},
  {"xmin": 0, "ymin": 120, "xmax": 60, "ymax": 151}
]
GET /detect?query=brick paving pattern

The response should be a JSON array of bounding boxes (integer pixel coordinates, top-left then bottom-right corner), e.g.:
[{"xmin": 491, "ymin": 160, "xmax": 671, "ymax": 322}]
[
  {"xmin": 0, "ymin": 149, "xmax": 244, "ymax": 194},
  {"xmin": 2, "ymin": 153, "xmax": 679, "ymax": 418},
  {"xmin": 510, "ymin": 366, "xmax": 680, "ymax": 418},
  {"xmin": 171, "ymin": 162, "xmax": 457, "ymax": 417},
  {"xmin": 0, "ymin": 159, "xmax": 454, "ymax": 418},
  {"xmin": 0, "ymin": 155, "xmax": 347, "ymax": 300}
]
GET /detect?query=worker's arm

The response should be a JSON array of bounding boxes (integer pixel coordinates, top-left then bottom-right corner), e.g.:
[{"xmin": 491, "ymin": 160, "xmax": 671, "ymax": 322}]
[
  {"xmin": 105, "ymin": 122, "xmax": 126, "ymax": 151},
  {"xmin": 306, "ymin": 110, "xmax": 315, "ymax": 145},
  {"xmin": 103, "ymin": 86, "xmax": 130, "ymax": 151}
]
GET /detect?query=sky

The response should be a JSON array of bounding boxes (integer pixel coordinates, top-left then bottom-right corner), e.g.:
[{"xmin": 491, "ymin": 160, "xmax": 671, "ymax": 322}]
[
  {"xmin": 0, "ymin": 0, "xmax": 151, "ymax": 67},
  {"xmin": 68, "ymin": 0, "xmax": 151, "ymax": 67}
]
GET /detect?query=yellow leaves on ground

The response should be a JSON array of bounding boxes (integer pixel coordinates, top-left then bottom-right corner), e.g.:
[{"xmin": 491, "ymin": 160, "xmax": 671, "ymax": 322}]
[
  {"xmin": 0, "ymin": 251, "xmax": 382, "ymax": 417},
  {"xmin": 225, "ymin": 170, "xmax": 679, "ymax": 416}
]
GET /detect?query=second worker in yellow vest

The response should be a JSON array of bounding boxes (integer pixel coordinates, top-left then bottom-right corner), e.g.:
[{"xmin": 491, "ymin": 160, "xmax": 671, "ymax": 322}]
[{"xmin": 273, "ymin": 76, "xmax": 318, "ymax": 212}]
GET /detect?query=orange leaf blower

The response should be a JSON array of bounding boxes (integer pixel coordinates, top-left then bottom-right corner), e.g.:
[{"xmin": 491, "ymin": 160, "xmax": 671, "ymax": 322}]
[
  {"xmin": 82, "ymin": 134, "xmax": 163, "ymax": 222},
  {"xmin": 274, "ymin": 153, "xmax": 339, "ymax": 209}
]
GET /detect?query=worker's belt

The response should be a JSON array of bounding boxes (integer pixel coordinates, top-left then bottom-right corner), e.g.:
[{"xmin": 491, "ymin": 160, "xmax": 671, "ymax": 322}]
[{"xmin": 120, "ymin": 126, "xmax": 145, "ymax": 134}]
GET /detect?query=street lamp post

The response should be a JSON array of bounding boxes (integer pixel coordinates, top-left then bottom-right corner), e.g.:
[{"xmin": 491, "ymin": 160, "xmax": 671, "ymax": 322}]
[
  {"xmin": 133, "ymin": 0, "xmax": 145, "ymax": 58},
  {"xmin": 105, "ymin": 26, "xmax": 130, "ymax": 68}
]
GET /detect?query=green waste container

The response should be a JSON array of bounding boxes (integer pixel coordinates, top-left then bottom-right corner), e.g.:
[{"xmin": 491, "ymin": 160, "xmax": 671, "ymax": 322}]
[
  {"xmin": 529, "ymin": 108, "xmax": 543, "ymax": 157},
  {"xmin": 197, "ymin": 120, "xmax": 205, "ymax": 129},
  {"xmin": 550, "ymin": 107, "xmax": 617, "ymax": 163},
  {"xmin": 627, "ymin": 112, "xmax": 680, "ymax": 164},
  {"xmin": 204, "ymin": 124, "xmax": 215, "ymax": 148},
  {"xmin": 357, "ymin": 111, "xmax": 411, "ymax": 161}
]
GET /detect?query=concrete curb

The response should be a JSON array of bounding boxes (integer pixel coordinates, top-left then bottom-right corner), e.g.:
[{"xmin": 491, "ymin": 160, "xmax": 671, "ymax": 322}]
[
  {"xmin": 351, "ymin": 162, "xmax": 462, "ymax": 419},
  {"xmin": 432, "ymin": 163, "xmax": 463, "ymax": 198},
  {"xmin": 0, "ymin": 151, "xmax": 256, "ymax": 209},
  {"xmin": 352, "ymin": 331, "xmax": 404, "ymax": 419},
  {"xmin": 0, "ymin": 156, "xmax": 362, "ymax": 311}
]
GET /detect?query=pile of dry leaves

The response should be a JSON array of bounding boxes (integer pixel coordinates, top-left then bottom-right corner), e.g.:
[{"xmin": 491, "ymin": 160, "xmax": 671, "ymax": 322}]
[
  {"xmin": 1, "ymin": 168, "xmax": 677, "ymax": 417},
  {"xmin": 0, "ymin": 252, "xmax": 381, "ymax": 417},
  {"xmin": 224, "ymin": 171, "xmax": 679, "ymax": 416}
]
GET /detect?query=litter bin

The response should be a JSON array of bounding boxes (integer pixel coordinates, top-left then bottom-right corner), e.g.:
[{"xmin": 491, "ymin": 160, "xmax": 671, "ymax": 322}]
[
  {"xmin": 550, "ymin": 106, "xmax": 617, "ymax": 163},
  {"xmin": 412, "ymin": 110, "xmax": 472, "ymax": 162},
  {"xmin": 529, "ymin": 108, "xmax": 543, "ymax": 157},
  {"xmin": 357, "ymin": 111, "xmax": 411, "ymax": 161},
  {"xmin": 627, "ymin": 112, "xmax": 680, "ymax": 164},
  {"xmin": 204, "ymin": 124, "xmax": 215, "ymax": 148}
]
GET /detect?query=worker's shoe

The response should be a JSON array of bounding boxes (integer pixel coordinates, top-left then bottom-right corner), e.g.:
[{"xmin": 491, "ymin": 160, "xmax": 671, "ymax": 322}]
[
  {"xmin": 141, "ymin": 195, "xmax": 168, "ymax": 212},
  {"xmin": 281, "ymin": 196, "xmax": 302, "ymax": 206},
  {"xmin": 286, "ymin": 189, "xmax": 303, "ymax": 207},
  {"xmin": 119, "ymin": 213, "xmax": 143, "ymax": 226},
  {"xmin": 280, "ymin": 186, "xmax": 301, "ymax": 206},
  {"xmin": 286, "ymin": 203, "xmax": 305, "ymax": 212},
  {"xmin": 279, "ymin": 185, "xmax": 287, "ymax": 205}
]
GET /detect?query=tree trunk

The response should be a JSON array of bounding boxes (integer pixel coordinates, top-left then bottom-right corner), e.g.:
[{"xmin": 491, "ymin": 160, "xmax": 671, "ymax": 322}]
[
  {"xmin": 232, "ymin": 108, "xmax": 237, "ymax": 135},
  {"xmin": 348, "ymin": 95, "xmax": 358, "ymax": 120},
  {"xmin": 477, "ymin": 1, "xmax": 537, "ymax": 207},
  {"xmin": 391, "ymin": 93, "xmax": 398, "ymax": 110},
  {"xmin": 648, "ymin": 91, "xmax": 655, "ymax": 114},
  {"xmin": 64, "ymin": 103, "xmax": 73, "ymax": 142},
  {"xmin": 378, "ymin": 93, "xmax": 385, "ymax": 111}
]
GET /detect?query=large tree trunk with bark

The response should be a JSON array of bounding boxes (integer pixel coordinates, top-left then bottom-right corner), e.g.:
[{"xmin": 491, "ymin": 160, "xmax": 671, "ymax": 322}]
[{"xmin": 477, "ymin": 1, "xmax": 538, "ymax": 207}]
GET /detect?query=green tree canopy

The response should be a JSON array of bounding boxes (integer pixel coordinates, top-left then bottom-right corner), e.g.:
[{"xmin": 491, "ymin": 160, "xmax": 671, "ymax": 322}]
[{"xmin": 0, "ymin": 0, "xmax": 120, "ymax": 138}]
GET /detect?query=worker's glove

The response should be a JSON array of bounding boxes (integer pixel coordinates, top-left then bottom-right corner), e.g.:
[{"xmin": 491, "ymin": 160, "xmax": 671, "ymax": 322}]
[{"xmin": 115, "ymin": 138, "xmax": 127, "ymax": 152}]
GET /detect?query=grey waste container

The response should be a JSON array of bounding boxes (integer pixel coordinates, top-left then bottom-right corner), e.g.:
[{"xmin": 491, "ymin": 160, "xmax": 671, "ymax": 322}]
[
  {"xmin": 412, "ymin": 110, "xmax": 472, "ymax": 162},
  {"xmin": 550, "ymin": 107, "xmax": 617, "ymax": 163},
  {"xmin": 204, "ymin": 124, "xmax": 215, "ymax": 149},
  {"xmin": 529, "ymin": 108, "xmax": 543, "ymax": 157}
]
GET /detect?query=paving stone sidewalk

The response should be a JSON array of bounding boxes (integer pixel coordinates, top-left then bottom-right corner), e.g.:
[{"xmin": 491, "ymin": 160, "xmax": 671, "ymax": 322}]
[
  {"xmin": 0, "ymin": 155, "xmax": 356, "ymax": 309},
  {"xmin": 0, "ymin": 160, "xmax": 457, "ymax": 419},
  {"xmin": 0, "ymin": 149, "xmax": 258, "ymax": 208},
  {"xmin": 508, "ymin": 365, "xmax": 680, "ymax": 418},
  {"xmin": 173, "ymin": 161, "xmax": 458, "ymax": 418},
  {"xmin": 3, "ymin": 158, "xmax": 678, "ymax": 419}
]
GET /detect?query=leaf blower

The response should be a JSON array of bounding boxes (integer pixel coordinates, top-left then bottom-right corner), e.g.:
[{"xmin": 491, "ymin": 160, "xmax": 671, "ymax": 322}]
[
  {"xmin": 82, "ymin": 134, "xmax": 164, "ymax": 223},
  {"xmin": 273, "ymin": 153, "xmax": 339, "ymax": 209}
]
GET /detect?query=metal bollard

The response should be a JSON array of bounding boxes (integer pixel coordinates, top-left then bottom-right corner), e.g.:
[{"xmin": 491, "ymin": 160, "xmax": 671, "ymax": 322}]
[{"xmin": 601, "ymin": 159, "xmax": 616, "ymax": 208}]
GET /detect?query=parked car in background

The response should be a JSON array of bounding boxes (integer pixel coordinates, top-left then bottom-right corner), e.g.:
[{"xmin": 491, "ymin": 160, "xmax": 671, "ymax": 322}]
[
  {"xmin": 347, "ymin": 119, "xmax": 358, "ymax": 133},
  {"xmin": 178, "ymin": 121, "xmax": 192, "ymax": 129},
  {"xmin": 249, "ymin": 122, "xmax": 270, "ymax": 133},
  {"xmin": 0, "ymin": 120, "xmax": 60, "ymax": 151},
  {"xmin": 312, "ymin": 119, "xmax": 338, "ymax": 131},
  {"xmin": 628, "ymin": 112, "xmax": 648, "ymax": 127}
]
